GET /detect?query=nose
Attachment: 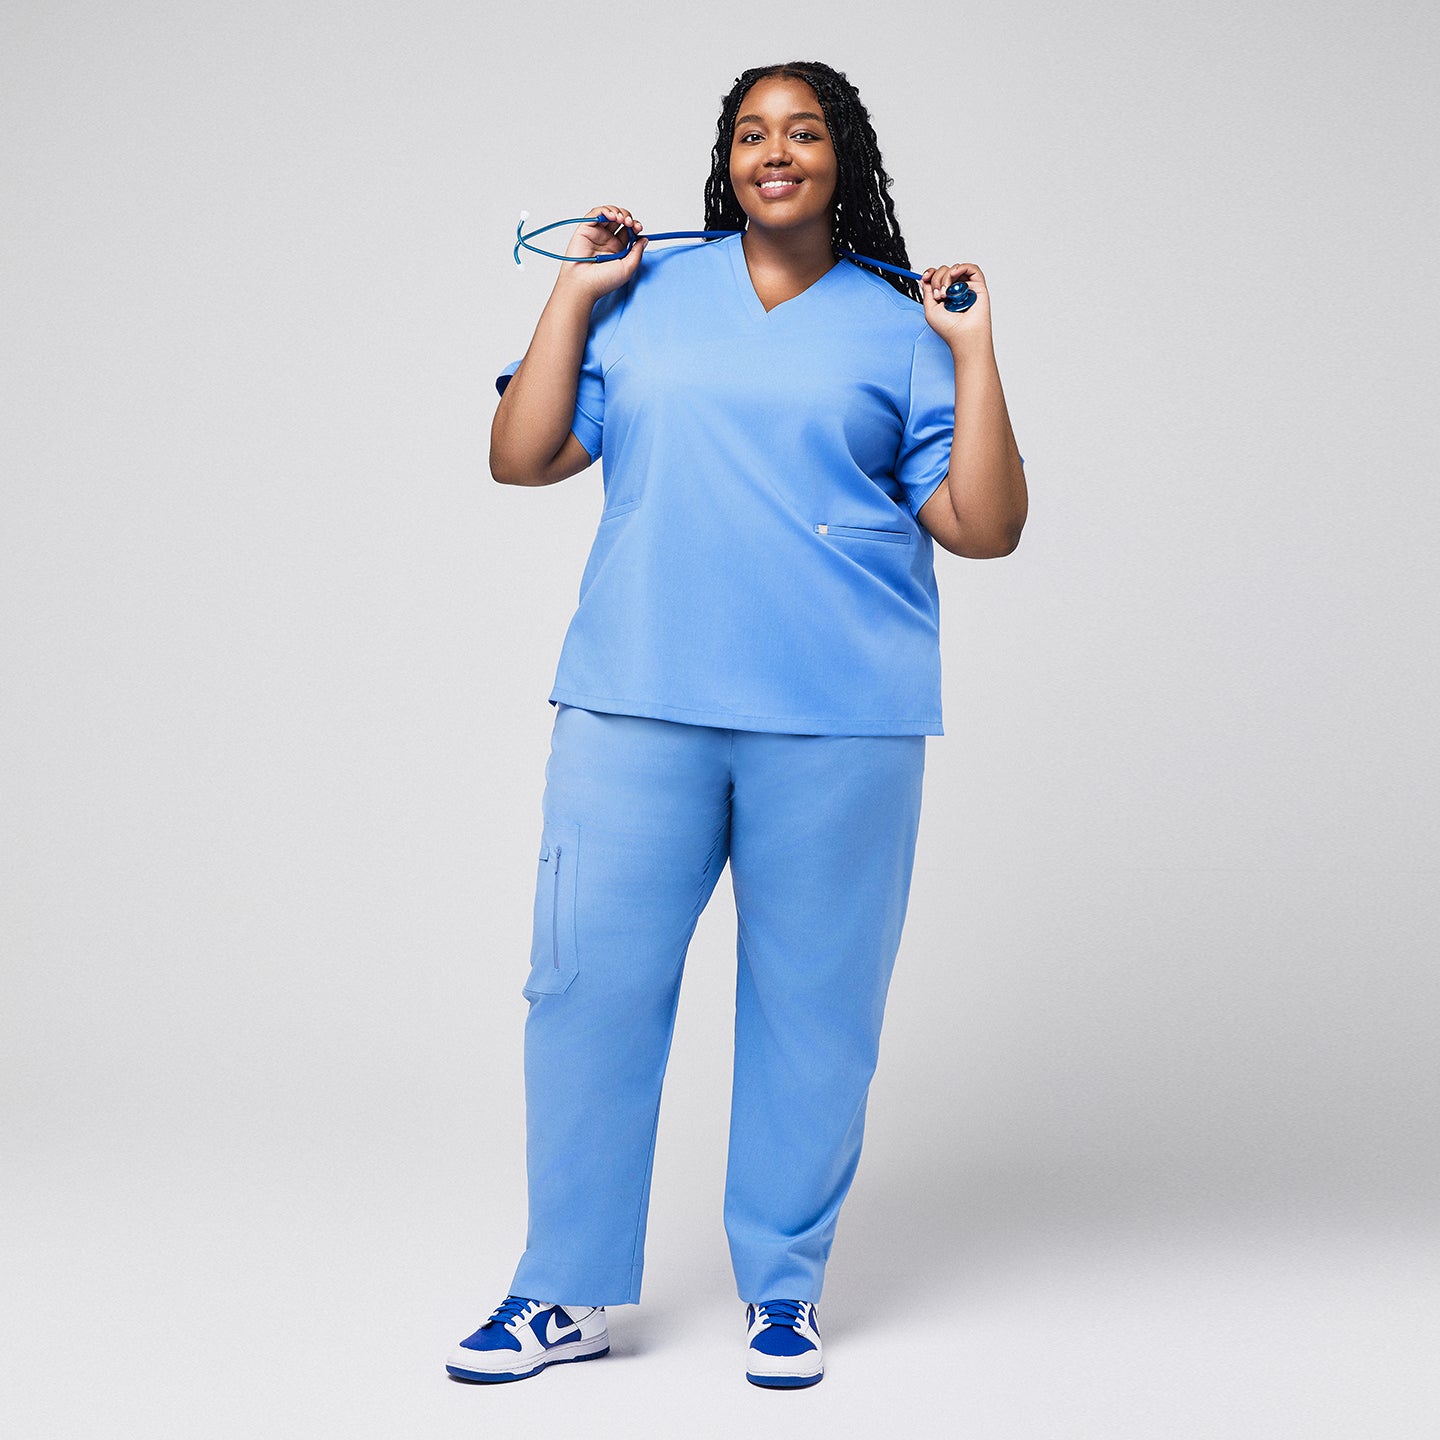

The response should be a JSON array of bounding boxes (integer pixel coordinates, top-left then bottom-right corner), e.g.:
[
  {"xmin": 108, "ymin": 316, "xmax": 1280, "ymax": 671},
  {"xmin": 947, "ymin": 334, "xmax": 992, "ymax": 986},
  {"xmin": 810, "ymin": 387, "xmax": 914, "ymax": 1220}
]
[{"xmin": 761, "ymin": 134, "xmax": 793, "ymax": 166}]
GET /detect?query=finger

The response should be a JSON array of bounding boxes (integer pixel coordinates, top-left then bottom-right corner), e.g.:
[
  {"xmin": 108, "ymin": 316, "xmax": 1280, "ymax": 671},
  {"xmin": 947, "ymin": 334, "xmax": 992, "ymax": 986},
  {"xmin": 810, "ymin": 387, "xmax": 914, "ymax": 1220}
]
[
  {"xmin": 607, "ymin": 210, "xmax": 638, "ymax": 246},
  {"xmin": 591, "ymin": 209, "xmax": 636, "ymax": 252}
]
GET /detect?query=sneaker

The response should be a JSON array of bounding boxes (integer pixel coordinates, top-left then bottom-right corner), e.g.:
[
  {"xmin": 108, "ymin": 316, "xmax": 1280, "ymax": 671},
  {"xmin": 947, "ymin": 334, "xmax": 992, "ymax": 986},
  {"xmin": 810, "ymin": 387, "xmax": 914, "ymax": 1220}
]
[
  {"xmin": 446, "ymin": 1295, "xmax": 609, "ymax": 1383},
  {"xmin": 744, "ymin": 1298, "xmax": 824, "ymax": 1388}
]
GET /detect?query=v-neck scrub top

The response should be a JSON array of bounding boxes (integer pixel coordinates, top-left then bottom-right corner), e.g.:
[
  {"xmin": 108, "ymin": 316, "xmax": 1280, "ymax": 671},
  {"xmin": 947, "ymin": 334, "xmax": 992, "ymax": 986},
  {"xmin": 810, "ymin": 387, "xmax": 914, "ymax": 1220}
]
[{"xmin": 497, "ymin": 232, "xmax": 1005, "ymax": 737}]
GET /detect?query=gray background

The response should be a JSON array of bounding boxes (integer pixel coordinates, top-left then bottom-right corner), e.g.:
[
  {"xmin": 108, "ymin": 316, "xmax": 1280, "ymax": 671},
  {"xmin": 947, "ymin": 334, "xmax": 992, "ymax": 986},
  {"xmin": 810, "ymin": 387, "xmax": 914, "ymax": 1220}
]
[{"xmin": 3, "ymin": 1, "xmax": 1437, "ymax": 1435}]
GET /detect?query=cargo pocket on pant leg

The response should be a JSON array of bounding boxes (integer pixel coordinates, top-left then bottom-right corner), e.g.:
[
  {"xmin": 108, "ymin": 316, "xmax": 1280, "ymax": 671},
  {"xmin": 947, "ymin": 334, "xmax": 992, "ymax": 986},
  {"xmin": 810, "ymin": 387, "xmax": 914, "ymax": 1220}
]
[{"xmin": 523, "ymin": 819, "xmax": 581, "ymax": 998}]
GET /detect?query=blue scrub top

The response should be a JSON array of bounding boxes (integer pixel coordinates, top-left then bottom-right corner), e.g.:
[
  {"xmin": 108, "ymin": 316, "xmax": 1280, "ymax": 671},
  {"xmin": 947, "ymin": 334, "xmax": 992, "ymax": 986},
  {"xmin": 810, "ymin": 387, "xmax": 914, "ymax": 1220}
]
[{"xmin": 497, "ymin": 233, "xmax": 1003, "ymax": 737}]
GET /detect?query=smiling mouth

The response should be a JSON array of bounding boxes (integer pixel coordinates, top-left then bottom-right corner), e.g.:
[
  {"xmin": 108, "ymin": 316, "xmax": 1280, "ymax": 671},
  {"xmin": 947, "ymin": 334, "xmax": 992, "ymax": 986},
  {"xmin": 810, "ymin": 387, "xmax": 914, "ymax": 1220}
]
[{"xmin": 757, "ymin": 178, "xmax": 802, "ymax": 194}]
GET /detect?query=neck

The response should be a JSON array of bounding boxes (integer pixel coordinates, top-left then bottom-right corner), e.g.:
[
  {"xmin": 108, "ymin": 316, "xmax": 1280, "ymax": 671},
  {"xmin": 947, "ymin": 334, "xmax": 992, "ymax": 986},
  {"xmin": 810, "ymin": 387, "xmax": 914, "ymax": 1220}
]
[{"xmin": 739, "ymin": 221, "xmax": 836, "ymax": 282}]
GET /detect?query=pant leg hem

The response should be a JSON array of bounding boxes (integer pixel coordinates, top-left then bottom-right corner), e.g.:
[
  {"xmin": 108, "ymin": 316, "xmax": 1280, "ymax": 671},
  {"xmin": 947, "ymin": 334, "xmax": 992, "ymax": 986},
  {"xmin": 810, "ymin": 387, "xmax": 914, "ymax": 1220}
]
[
  {"xmin": 510, "ymin": 1255, "xmax": 644, "ymax": 1308},
  {"xmin": 732, "ymin": 1259, "xmax": 826, "ymax": 1305}
]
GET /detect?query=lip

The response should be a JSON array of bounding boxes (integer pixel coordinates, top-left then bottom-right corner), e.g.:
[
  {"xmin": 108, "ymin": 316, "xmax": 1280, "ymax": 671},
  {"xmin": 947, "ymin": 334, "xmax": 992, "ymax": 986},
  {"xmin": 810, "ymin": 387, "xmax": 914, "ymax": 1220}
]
[{"xmin": 755, "ymin": 175, "xmax": 803, "ymax": 197}]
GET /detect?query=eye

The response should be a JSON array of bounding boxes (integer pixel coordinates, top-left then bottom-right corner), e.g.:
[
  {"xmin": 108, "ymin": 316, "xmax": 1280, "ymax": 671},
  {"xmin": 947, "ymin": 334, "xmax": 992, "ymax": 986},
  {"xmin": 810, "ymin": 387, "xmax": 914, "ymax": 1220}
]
[{"xmin": 737, "ymin": 128, "xmax": 823, "ymax": 144}]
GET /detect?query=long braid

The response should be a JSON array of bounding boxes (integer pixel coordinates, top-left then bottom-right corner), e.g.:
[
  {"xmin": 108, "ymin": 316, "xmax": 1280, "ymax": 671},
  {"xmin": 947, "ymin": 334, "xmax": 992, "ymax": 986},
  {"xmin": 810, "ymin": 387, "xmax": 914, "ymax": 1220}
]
[{"xmin": 704, "ymin": 61, "xmax": 920, "ymax": 304}]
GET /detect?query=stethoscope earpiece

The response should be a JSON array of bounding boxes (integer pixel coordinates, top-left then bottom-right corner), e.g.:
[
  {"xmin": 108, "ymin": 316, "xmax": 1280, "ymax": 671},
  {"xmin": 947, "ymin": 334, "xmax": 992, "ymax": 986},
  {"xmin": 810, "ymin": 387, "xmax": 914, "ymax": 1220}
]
[
  {"xmin": 514, "ymin": 212, "xmax": 703, "ymax": 266},
  {"xmin": 513, "ymin": 213, "xmax": 977, "ymax": 312}
]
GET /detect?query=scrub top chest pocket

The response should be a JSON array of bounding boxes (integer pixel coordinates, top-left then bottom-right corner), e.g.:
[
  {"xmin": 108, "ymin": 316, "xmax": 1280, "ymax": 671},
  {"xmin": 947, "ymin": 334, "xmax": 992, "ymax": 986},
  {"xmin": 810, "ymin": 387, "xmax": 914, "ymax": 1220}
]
[{"xmin": 525, "ymin": 819, "xmax": 581, "ymax": 998}]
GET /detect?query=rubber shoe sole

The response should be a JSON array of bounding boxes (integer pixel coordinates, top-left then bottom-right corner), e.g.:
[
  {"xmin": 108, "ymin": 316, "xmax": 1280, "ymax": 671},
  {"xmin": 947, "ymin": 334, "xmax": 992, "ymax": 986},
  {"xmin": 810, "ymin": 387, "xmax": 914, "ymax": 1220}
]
[
  {"xmin": 446, "ymin": 1335, "xmax": 610, "ymax": 1383},
  {"xmin": 746, "ymin": 1362, "xmax": 824, "ymax": 1389}
]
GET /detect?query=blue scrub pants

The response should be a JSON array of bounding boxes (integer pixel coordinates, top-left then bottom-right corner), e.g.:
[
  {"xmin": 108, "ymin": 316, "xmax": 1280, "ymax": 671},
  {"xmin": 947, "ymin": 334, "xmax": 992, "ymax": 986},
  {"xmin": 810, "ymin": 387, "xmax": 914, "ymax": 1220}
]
[{"xmin": 509, "ymin": 703, "xmax": 926, "ymax": 1307}]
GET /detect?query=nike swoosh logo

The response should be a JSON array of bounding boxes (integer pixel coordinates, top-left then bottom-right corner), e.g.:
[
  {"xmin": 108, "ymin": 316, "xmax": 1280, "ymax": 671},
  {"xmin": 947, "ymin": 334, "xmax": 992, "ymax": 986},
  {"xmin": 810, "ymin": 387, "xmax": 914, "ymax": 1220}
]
[{"xmin": 545, "ymin": 1312, "xmax": 581, "ymax": 1346}]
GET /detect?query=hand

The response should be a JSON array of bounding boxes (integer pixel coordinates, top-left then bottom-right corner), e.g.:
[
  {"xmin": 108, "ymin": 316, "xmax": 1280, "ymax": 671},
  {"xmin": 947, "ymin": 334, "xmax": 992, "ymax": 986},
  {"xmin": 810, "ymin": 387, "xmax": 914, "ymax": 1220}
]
[
  {"xmin": 553, "ymin": 205, "xmax": 648, "ymax": 303},
  {"xmin": 918, "ymin": 262, "xmax": 992, "ymax": 350}
]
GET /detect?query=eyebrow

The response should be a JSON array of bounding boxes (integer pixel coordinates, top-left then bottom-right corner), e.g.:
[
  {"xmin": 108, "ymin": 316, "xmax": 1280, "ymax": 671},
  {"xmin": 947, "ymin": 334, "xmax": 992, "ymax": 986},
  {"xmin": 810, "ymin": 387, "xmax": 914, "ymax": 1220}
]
[{"xmin": 735, "ymin": 111, "xmax": 827, "ymax": 127}]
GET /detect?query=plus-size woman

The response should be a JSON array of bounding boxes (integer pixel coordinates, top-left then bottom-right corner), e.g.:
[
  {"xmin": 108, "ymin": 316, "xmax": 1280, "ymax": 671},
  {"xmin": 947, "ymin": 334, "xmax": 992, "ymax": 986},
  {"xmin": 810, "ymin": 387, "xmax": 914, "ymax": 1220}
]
[{"xmin": 447, "ymin": 59, "xmax": 1027, "ymax": 1390}]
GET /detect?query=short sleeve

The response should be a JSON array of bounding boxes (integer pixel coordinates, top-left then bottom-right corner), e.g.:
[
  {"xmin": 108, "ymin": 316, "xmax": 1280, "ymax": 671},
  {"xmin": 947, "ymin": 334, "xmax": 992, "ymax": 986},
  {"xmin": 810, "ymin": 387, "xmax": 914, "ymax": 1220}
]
[
  {"xmin": 896, "ymin": 327, "xmax": 957, "ymax": 518},
  {"xmin": 894, "ymin": 328, "xmax": 1026, "ymax": 516},
  {"xmin": 493, "ymin": 284, "xmax": 630, "ymax": 463}
]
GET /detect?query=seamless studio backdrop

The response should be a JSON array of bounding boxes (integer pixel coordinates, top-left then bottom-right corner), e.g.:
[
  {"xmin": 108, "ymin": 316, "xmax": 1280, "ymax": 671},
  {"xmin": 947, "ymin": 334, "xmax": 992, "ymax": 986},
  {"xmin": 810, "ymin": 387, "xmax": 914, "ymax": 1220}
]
[{"xmin": 2, "ymin": 2, "xmax": 1437, "ymax": 1437}]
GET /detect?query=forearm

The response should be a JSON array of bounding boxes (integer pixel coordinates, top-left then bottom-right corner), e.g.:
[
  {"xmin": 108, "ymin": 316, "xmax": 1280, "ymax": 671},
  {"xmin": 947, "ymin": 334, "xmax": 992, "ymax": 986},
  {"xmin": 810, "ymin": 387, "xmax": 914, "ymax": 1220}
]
[
  {"xmin": 941, "ymin": 337, "xmax": 1028, "ymax": 554},
  {"xmin": 489, "ymin": 281, "xmax": 595, "ymax": 485}
]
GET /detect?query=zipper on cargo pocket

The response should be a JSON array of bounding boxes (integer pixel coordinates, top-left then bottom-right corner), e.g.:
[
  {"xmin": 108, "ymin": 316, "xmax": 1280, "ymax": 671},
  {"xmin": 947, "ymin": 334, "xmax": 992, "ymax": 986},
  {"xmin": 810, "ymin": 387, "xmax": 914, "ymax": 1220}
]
[
  {"xmin": 527, "ymin": 821, "xmax": 578, "ymax": 999},
  {"xmin": 550, "ymin": 845, "xmax": 562, "ymax": 970}
]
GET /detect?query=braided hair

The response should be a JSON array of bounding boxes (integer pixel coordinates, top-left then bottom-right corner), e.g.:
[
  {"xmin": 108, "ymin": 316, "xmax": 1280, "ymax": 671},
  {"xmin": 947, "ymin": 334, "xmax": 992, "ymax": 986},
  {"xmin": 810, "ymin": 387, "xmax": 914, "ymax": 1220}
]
[{"xmin": 704, "ymin": 61, "xmax": 920, "ymax": 304}]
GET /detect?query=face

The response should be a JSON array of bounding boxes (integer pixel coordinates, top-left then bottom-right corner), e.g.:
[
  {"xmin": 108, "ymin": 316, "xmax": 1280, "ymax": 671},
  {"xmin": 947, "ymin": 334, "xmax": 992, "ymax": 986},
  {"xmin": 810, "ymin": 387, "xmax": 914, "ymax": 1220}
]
[{"xmin": 727, "ymin": 75, "xmax": 839, "ymax": 238}]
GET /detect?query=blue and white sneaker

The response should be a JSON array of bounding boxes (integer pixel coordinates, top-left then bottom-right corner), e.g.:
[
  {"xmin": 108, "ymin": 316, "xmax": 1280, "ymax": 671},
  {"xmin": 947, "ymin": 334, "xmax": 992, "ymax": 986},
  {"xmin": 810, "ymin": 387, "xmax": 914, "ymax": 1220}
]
[
  {"xmin": 744, "ymin": 1298, "xmax": 824, "ymax": 1388},
  {"xmin": 446, "ymin": 1295, "xmax": 609, "ymax": 1383}
]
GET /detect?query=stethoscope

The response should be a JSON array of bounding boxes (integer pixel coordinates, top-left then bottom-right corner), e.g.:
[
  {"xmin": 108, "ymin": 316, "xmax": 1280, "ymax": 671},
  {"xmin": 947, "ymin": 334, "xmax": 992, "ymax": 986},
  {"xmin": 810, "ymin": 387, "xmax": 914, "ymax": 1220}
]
[{"xmin": 513, "ymin": 211, "xmax": 979, "ymax": 312}]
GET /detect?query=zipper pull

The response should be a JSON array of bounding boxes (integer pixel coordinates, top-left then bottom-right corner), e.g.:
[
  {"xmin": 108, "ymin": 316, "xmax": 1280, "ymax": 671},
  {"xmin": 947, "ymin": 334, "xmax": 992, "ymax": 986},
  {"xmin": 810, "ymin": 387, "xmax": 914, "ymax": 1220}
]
[{"xmin": 551, "ymin": 845, "xmax": 562, "ymax": 969}]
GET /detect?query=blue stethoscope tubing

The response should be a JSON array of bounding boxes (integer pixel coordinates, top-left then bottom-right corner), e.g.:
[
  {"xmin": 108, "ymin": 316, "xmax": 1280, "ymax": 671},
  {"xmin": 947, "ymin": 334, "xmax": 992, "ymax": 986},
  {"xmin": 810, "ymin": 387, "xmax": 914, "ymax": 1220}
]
[{"xmin": 513, "ymin": 211, "xmax": 978, "ymax": 312}]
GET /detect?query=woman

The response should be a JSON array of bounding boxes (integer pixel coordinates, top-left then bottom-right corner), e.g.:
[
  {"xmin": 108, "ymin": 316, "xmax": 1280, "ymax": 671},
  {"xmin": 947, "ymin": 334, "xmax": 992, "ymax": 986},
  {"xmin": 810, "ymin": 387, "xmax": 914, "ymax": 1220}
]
[{"xmin": 447, "ymin": 59, "xmax": 1027, "ymax": 1390}]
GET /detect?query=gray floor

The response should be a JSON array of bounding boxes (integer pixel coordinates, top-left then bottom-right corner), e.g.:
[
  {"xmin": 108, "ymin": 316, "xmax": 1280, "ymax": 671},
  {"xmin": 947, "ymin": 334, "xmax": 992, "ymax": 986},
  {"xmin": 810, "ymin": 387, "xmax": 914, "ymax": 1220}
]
[{"xmin": 6, "ymin": 1117, "xmax": 1435, "ymax": 1439}]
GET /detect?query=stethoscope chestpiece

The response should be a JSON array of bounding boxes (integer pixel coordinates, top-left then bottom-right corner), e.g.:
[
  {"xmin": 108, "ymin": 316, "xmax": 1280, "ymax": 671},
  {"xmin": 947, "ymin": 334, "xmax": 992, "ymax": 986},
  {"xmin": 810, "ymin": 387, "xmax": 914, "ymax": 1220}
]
[{"xmin": 944, "ymin": 281, "xmax": 977, "ymax": 313}]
